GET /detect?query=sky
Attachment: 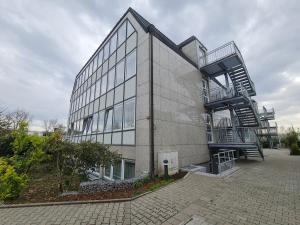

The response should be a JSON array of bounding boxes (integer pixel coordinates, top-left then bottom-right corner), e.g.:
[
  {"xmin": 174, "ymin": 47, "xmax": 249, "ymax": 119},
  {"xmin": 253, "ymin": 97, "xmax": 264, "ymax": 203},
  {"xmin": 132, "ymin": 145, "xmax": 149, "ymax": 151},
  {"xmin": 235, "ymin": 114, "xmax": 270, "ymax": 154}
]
[{"xmin": 0, "ymin": 0, "xmax": 299, "ymax": 132}]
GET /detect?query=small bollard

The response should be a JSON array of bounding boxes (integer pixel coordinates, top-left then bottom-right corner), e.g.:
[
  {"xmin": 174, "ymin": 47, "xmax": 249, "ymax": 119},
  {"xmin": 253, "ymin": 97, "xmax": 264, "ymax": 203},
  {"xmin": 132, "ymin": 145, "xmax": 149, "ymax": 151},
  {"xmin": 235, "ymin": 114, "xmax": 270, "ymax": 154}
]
[{"xmin": 163, "ymin": 159, "xmax": 169, "ymax": 179}]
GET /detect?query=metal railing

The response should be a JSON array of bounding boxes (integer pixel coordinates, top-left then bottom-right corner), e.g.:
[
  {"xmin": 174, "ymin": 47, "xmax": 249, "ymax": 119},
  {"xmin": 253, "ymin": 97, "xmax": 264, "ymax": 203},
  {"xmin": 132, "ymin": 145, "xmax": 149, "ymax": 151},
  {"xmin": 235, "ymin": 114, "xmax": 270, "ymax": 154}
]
[
  {"xmin": 212, "ymin": 127, "xmax": 258, "ymax": 144},
  {"xmin": 212, "ymin": 150, "xmax": 237, "ymax": 174},
  {"xmin": 207, "ymin": 82, "xmax": 249, "ymax": 103},
  {"xmin": 260, "ymin": 107, "xmax": 275, "ymax": 120}
]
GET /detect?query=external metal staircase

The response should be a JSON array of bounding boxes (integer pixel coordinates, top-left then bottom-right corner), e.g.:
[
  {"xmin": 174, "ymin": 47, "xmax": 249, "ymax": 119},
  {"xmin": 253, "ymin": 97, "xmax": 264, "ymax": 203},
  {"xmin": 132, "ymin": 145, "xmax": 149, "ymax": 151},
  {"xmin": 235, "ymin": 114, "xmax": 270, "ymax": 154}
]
[
  {"xmin": 199, "ymin": 41, "xmax": 263, "ymax": 160},
  {"xmin": 199, "ymin": 41, "xmax": 256, "ymax": 96}
]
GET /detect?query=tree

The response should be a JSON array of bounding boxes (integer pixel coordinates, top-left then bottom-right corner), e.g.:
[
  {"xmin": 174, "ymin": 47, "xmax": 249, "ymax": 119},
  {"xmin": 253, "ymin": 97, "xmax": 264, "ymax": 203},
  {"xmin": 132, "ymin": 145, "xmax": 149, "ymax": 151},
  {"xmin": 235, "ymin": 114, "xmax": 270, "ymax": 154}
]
[
  {"xmin": 6, "ymin": 109, "xmax": 31, "ymax": 130},
  {"xmin": 43, "ymin": 119, "xmax": 58, "ymax": 133},
  {"xmin": 0, "ymin": 109, "xmax": 11, "ymax": 136},
  {"xmin": 47, "ymin": 131, "xmax": 121, "ymax": 192}
]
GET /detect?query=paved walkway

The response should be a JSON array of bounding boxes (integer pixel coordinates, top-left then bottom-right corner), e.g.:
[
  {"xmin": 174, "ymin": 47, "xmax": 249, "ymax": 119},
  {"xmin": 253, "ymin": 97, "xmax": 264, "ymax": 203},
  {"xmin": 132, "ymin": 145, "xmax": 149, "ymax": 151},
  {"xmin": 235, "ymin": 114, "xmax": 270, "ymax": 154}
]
[{"xmin": 1, "ymin": 149, "xmax": 300, "ymax": 225}]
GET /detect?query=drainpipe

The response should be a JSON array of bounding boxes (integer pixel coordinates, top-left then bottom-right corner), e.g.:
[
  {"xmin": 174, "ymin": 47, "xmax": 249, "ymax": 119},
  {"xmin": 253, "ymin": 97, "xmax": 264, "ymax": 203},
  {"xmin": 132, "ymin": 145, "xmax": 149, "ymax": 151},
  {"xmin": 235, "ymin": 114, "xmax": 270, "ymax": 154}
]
[{"xmin": 149, "ymin": 27, "xmax": 155, "ymax": 179}]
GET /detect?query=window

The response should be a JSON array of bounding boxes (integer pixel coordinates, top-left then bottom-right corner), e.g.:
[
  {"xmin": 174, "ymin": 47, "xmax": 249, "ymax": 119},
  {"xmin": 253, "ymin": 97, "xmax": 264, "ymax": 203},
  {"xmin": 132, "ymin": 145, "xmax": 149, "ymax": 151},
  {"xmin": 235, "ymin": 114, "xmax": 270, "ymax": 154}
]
[
  {"xmin": 110, "ymin": 33, "xmax": 117, "ymax": 54},
  {"xmin": 97, "ymin": 111, "xmax": 105, "ymax": 132},
  {"xmin": 102, "ymin": 60, "xmax": 108, "ymax": 75},
  {"xmin": 109, "ymin": 52, "xmax": 116, "ymax": 69},
  {"xmin": 103, "ymin": 42, "xmax": 110, "ymax": 60},
  {"xmin": 123, "ymin": 98, "xmax": 135, "ymax": 129},
  {"xmin": 107, "ymin": 68, "xmax": 115, "ymax": 91},
  {"xmin": 93, "ymin": 98, "xmax": 99, "ymax": 113},
  {"xmin": 115, "ymin": 59, "xmax": 125, "ymax": 86},
  {"xmin": 123, "ymin": 131, "xmax": 135, "ymax": 145},
  {"xmin": 104, "ymin": 133, "xmax": 112, "ymax": 144},
  {"xmin": 82, "ymin": 116, "xmax": 92, "ymax": 134},
  {"xmin": 95, "ymin": 80, "xmax": 101, "ymax": 99},
  {"xmin": 97, "ymin": 133, "xmax": 103, "ymax": 143},
  {"xmin": 104, "ymin": 108, "xmax": 113, "ymax": 132},
  {"xmin": 124, "ymin": 77, "xmax": 136, "ymax": 100},
  {"xmin": 92, "ymin": 113, "xmax": 98, "ymax": 132},
  {"xmin": 126, "ymin": 32, "xmax": 136, "ymax": 53},
  {"xmin": 105, "ymin": 164, "xmax": 111, "ymax": 177},
  {"xmin": 127, "ymin": 21, "xmax": 134, "ymax": 38},
  {"xmin": 101, "ymin": 74, "xmax": 107, "ymax": 95},
  {"xmin": 99, "ymin": 95, "xmax": 106, "ymax": 110},
  {"xmin": 114, "ymin": 84, "xmax": 124, "ymax": 104},
  {"xmin": 98, "ymin": 50, "xmax": 103, "ymax": 66},
  {"xmin": 117, "ymin": 43, "xmax": 125, "ymax": 62},
  {"xmin": 113, "ymin": 103, "xmax": 123, "ymax": 131},
  {"xmin": 106, "ymin": 90, "xmax": 114, "ymax": 108},
  {"xmin": 125, "ymin": 50, "xmax": 136, "ymax": 79},
  {"xmin": 118, "ymin": 22, "xmax": 126, "ymax": 47},
  {"xmin": 112, "ymin": 132, "xmax": 122, "ymax": 145},
  {"xmin": 90, "ymin": 84, "xmax": 95, "ymax": 101},
  {"xmin": 124, "ymin": 160, "xmax": 135, "ymax": 179},
  {"xmin": 113, "ymin": 161, "xmax": 121, "ymax": 180}
]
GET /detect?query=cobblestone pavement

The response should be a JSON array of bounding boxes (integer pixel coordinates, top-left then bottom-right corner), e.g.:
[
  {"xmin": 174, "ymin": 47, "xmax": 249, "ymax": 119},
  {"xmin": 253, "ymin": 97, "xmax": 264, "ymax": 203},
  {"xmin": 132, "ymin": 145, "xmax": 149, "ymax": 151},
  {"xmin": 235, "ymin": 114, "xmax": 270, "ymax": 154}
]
[{"xmin": 1, "ymin": 149, "xmax": 300, "ymax": 225}]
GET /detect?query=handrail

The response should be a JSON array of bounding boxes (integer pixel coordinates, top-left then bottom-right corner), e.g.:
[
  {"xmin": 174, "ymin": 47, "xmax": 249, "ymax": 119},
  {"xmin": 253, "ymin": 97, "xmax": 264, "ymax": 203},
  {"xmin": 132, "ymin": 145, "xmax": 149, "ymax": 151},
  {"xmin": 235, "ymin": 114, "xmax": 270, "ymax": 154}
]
[{"xmin": 212, "ymin": 127, "xmax": 258, "ymax": 144}]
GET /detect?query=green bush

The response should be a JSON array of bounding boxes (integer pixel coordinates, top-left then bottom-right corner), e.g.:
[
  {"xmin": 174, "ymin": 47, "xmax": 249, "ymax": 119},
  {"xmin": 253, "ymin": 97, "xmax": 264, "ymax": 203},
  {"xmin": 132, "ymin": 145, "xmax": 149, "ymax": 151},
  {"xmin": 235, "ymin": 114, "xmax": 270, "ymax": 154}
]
[
  {"xmin": 290, "ymin": 143, "xmax": 300, "ymax": 155},
  {"xmin": 0, "ymin": 158, "xmax": 27, "ymax": 200},
  {"xmin": 0, "ymin": 134, "xmax": 14, "ymax": 157},
  {"xmin": 133, "ymin": 180, "xmax": 143, "ymax": 189}
]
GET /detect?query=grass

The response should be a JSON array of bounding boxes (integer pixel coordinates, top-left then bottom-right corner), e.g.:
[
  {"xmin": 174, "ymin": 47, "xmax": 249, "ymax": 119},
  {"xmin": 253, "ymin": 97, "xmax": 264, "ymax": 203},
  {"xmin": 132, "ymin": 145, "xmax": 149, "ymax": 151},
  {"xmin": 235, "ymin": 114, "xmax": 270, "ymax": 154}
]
[{"xmin": 133, "ymin": 178, "xmax": 175, "ymax": 196}]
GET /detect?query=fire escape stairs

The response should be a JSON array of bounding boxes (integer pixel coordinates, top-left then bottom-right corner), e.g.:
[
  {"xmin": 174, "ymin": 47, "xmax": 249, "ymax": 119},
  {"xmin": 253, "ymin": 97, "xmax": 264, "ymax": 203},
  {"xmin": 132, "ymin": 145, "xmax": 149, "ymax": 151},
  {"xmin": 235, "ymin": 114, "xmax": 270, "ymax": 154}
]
[{"xmin": 199, "ymin": 41, "xmax": 263, "ymax": 160}]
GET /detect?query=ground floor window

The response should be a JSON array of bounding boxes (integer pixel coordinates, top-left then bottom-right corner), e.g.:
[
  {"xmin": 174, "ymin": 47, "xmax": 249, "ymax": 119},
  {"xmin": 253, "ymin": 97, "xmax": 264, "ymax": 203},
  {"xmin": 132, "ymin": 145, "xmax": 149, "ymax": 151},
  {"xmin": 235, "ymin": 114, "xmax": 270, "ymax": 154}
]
[{"xmin": 104, "ymin": 159, "xmax": 135, "ymax": 180}]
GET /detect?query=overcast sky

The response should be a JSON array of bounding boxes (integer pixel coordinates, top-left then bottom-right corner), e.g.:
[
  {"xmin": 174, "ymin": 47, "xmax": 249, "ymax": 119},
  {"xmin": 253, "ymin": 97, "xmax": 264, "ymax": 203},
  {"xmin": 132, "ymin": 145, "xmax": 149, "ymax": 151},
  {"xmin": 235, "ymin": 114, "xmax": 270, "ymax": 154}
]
[{"xmin": 0, "ymin": 0, "xmax": 299, "ymax": 131}]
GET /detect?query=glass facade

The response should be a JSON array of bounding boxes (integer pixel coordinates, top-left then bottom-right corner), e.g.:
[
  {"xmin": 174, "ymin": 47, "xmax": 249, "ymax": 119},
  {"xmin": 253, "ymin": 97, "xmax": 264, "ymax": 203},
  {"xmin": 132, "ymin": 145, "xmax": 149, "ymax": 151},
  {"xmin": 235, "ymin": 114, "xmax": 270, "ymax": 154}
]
[{"xmin": 67, "ymin": 20, "xmax": 137, "ymax": 146}]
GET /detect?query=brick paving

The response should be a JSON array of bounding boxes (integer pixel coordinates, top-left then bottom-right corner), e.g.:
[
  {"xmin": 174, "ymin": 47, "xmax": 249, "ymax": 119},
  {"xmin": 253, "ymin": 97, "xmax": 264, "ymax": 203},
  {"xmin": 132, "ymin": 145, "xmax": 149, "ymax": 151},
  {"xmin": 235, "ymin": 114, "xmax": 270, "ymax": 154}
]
[{"xmin": 1, "ymin": 149, "xmax": 300, "ymax": 225}]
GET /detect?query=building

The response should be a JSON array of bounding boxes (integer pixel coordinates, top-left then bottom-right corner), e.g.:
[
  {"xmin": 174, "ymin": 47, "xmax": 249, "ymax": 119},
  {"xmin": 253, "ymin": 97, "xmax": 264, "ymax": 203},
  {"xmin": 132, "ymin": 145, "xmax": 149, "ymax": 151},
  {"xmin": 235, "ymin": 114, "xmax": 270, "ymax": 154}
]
[{"xmin": 67, "ymin": 8, "xmax": 274, "ymax": 180}]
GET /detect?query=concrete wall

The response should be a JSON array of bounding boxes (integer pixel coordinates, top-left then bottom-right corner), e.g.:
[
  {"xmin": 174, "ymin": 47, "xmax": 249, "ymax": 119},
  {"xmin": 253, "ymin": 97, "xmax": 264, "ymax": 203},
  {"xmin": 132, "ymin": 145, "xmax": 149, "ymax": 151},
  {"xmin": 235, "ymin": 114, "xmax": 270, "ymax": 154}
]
[
  {"xmin": 181, "ymin": 39, "xmax": 206, "ymax": 68},
  {"xmin": 152, "ymin": 36, "xmax": 210, "ymax": 173},
  {"xmin": 110, "ymin": 12, "xmax": 151, "ymax": 177}
]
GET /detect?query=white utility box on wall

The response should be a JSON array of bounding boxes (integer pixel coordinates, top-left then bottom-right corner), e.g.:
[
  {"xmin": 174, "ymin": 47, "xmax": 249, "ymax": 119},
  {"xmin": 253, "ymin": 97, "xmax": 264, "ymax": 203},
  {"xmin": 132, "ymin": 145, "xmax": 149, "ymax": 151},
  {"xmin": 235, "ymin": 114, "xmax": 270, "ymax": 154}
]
[{"xmin": 158, "ymin": 151, "xmax": 179, "ymax": 176}]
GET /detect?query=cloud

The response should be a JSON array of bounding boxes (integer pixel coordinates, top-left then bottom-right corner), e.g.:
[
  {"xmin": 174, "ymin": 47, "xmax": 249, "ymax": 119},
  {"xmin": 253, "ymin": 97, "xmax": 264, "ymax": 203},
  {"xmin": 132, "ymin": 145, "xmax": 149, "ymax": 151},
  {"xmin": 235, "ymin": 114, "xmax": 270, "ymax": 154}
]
[{"xmin": 0, "ymin": 0, "xmax": 299, "ymax": 130}]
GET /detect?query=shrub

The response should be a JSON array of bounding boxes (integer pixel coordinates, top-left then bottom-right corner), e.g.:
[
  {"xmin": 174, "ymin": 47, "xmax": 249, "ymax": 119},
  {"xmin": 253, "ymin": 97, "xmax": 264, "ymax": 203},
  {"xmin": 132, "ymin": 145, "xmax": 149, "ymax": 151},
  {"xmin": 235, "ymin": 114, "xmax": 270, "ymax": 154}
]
[
  {"xmin": 290, "ymin": 143, "xmax": 300, "ymax": 155},
  {"xmin": 0, "ymin": 134, "xmax": 14, "ymax": 157},
  {"xmin": 0, "ymin": 158, "xmax": 27, "ymax": 200}
]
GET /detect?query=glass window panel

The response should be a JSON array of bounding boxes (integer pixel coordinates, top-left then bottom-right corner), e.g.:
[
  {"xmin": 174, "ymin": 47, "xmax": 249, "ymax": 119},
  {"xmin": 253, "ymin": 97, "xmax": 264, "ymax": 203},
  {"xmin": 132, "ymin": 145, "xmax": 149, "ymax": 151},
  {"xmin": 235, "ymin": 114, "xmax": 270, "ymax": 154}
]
[
  {"xmin": 91, "ymin": 135, "xmax": 96, "ymax": 143},
  {"xmin": 103, "ymin": 42, "xmax": 110, "ymax": 61},
  {"xmin": 109, "ymin": 52, "xmax": 116, "ymax": 69},
  {"xmin": 95, "ymin": 80, "xmax": 101, "ymax": 99},
  {"xmin": 104, "ymin": 108, "xmax": 113, "ymax": 132},
  {"xmin": 110, "ymin": 33, "xmax": 117, "ymax": 54},
  {"xmin": 113, "ymin": 103, "xmax": 123, "ymax": 131},
  {"xmin": 126, "ymin": 50, "xmax": 136, "ymax": 79},
  {"xmin": 90, "ymin": 84, "xmax": 95, "ymax": 101},
  {"xmin": 118, "ymin": 22, "xmax": 126, "ymax": 47},
  {"xmin": 101, "ymin": 74, "xmax": 107, "ymax": 95},
  {"xmin": 96, "ymin": 66, "xmax": 102, "ymax": 80},
  {"xmin": 98, "ymin": 50, "xmax": 103, "ymax": 66},
  {"xmin": 112, "ymin": 132, "xmax": 122, "ymax": 145},
  {"xmin": 117, "ymin": 42, "xmax": 125, "ymax": 62},
  {"xmin": 115, "ymin": 59, "xmax": 124, "ymax": 86},
  {"xmin": 88, "ymin": 102, "xmax": 93, "ymax": 115},
  {"xmin": 97, "ymin": 111, "xmax": 105, "ymax": 132},
  {"xmin": 105, "ymin": 164, "xmax": 111, "ymax": 177},
  {"xmin": 86, "ymin": 88, "xmax": 91, "ymax": 103},
  {"xmin": 93, "ymin": 98, "xmax": 99, "ymax": 113},
  {"xmin": 99, "ymin": 95, "xmax": 106, "ymax": 110},
  {"xmin": 104, "ymin": 133, "xmax": 112, "ymax": 144},
  {"xmin": 102, "ymin": 60, "xmax": 108, "ymax": 75},
  {"xmin": 114, "ymin": 84, "xmax": 124, "ymax": 104},
  {"xmin": 92, "ymin": 72, "xmax": 97, "ymax": 84},
  {"xmin": 123, "ymin": 131, "xmax": 135, "ymax": 145},
  {"xmin": 107, "ymin": 68, "xmax": 115, "ymax": 91},
  {"xmin": 124, "ymin": 161, "xmax": 135, "ymax": 179},
  {"xmin": 93, "ymin": 55, "xmax": 98, "ymax": 73},
  {"xmin": 124, "ymin": 77, "xmax": 136, "ymax": 100},
  {"xmin": 123, "ymin": 98, "xmax": 135, "ymax": 129},
  {"xmin": 113, "ymin": 161, "xmax": 121, "ymax": 179},
  {"xmin": 97, "ymin": 134, "xmax": 103, "ymax": 143},
  {"xmin": 106, "ymin": 90, "xmax": 114, "ymax": 108},
  {"xmin": 92, "ymin": 113, "xmax": 98, "ymax": 132},
  {"xmin": 127, "ymin": 21, "xmax": 134, "ymax": 37},
  {"xmin": 126, "ymin": 32, "xmax": 136, "ymax": 53}
]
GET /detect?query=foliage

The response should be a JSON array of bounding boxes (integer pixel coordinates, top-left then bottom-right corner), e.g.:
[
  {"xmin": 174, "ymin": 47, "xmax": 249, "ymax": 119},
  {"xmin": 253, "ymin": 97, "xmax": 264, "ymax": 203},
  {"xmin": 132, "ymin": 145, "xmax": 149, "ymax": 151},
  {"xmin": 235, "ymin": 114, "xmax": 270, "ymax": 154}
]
[
  {"xmin": 0, "ymin": 158, "xmax": 28, "ymax": 200},
  {"xmin": 0, "ymin": 134, "xmax": 14, "ymax": 157},
  {"xmin": 133, "ymin": 180, "xmax": 143, "ymax": 189},
  {"xmin": 47, "ymin": 132, "xmax": 121, "ymax": 192},
  {"xmin": 290, "ymin": 143, "xmax": 300, "ymax": 155},
  {"xmin": 10, "ymin": 122, "xmax": 50, "ymax": 173}
]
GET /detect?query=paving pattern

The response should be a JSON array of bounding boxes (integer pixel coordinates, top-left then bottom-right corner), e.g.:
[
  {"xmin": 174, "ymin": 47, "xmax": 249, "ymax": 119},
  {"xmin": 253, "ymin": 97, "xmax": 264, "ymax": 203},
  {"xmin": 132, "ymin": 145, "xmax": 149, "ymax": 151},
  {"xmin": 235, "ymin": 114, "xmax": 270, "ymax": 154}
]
[{"xmin": 1, "ymin": 149, "xmax": 300, "ymax": 225}]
